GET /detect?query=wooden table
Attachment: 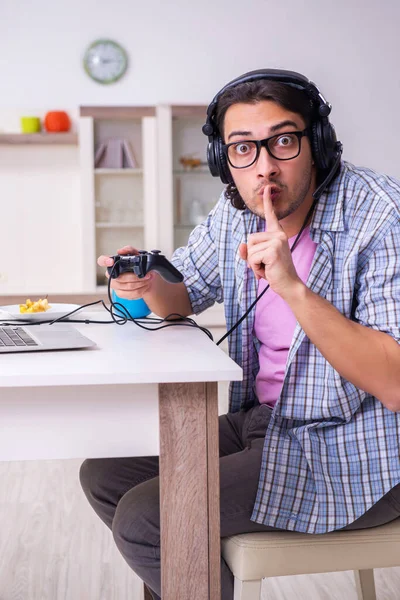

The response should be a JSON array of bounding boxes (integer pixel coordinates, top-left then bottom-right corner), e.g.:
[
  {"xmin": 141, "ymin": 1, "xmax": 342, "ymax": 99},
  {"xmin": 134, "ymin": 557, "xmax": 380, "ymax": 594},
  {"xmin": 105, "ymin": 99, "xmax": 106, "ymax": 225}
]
[{"xmin": 0, "ymin": 318, "xmax": 242, "ymax": 599}]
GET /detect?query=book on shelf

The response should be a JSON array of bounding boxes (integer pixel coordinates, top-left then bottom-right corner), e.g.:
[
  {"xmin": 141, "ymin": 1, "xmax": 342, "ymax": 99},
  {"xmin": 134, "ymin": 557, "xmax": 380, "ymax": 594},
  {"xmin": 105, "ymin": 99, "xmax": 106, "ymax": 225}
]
[{"xmin": 94, "ymin": 138, "xmax": 138, "ymax": 169}]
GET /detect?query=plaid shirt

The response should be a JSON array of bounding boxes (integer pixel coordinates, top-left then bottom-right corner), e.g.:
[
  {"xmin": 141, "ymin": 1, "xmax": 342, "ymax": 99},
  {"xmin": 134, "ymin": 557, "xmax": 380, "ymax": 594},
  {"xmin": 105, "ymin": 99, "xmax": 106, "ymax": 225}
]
[{"xmin": 171, "ymin": 161, "xmax": 400, "ymax": 533}]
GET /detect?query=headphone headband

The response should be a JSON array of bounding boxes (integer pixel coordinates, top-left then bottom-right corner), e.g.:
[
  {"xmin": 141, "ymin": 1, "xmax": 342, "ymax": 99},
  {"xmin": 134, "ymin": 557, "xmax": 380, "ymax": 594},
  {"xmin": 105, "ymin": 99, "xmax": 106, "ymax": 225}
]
[{"xmin": 203, "ymin": 69, "xmax": 331, "ymax": 136}]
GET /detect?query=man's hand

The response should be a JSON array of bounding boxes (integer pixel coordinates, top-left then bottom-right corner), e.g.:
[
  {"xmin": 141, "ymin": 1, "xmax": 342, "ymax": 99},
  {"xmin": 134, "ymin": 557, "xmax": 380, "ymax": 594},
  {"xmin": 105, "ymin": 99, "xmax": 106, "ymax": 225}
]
[
  {"xmin": 97, "ymin": 245, "xmax": 154, "ymax": 300},
  {"xmin": 238, "ymin": 187, "xmax": 304, "ymax": 300}
]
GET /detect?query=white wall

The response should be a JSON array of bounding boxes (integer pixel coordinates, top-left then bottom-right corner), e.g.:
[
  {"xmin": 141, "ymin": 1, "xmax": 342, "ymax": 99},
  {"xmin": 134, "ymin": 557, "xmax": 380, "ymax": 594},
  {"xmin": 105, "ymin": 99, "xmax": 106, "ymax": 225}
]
[{"xmin": 1, "ymin": 0, "xmax": 400, "ymax": 177}]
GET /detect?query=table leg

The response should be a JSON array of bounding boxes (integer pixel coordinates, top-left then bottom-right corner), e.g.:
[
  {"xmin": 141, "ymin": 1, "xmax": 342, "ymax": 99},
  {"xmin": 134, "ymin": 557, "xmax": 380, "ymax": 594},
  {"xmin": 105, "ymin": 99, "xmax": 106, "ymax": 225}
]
[{"xmin": 159, "ymin": 381, "xmax": 220, "ymax": 600}]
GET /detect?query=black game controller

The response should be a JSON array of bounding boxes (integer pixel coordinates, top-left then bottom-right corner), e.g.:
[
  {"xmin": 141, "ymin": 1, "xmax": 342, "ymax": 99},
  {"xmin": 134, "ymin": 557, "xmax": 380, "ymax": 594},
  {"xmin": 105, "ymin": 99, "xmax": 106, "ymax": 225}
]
[{"xmin": 107, "ymin": 250, "xmax": 184, "ymax": 284}]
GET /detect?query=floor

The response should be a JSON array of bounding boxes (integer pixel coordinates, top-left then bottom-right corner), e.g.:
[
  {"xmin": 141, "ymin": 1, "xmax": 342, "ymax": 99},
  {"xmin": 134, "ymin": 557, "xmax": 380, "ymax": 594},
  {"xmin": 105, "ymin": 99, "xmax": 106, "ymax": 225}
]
[{"xmin": 0, "ymin": 457, "xmax": 399, "ymax": 600}]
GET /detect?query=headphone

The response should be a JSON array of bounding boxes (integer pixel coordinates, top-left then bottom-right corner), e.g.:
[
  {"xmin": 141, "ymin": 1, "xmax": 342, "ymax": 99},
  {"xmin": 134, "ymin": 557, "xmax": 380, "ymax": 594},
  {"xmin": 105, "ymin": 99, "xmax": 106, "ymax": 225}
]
[{"xmin": 202, "ymin": 69, "xmax": 343, "ymax": 199}]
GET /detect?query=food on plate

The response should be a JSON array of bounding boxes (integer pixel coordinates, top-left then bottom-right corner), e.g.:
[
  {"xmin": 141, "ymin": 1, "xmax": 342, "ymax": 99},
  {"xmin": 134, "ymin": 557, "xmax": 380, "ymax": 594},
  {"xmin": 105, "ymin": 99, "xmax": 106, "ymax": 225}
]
[{"xmin": 19, "ymin": 298, "xmax": 52, "ymax": 314}]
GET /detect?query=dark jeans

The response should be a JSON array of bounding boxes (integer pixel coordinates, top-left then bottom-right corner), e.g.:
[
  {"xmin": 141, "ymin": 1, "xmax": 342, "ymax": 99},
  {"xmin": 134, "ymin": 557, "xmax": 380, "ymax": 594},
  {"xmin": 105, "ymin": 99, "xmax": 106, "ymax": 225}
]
[{"xmin": 79, "ymin": 404, "xmax": 400, "ymax": 600}]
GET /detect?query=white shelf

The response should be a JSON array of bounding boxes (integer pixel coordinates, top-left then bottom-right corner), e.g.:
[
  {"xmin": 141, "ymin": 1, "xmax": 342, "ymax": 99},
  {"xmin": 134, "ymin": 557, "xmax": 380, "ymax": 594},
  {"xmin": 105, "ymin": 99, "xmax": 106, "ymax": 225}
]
[
  {"xmin": 95, "ymin": 222, "xmax": 143, "ymax": 229},
  {"xmin": 0, "ymin": 133, "xmax": 78, "ymax": 145},
  {"xmin": 95, "ymin": 168, "xmax": 143, "ymax": 175},
  {"xmin": 173, "ymin": 168, "xmax": 210, "ymax": 175}
]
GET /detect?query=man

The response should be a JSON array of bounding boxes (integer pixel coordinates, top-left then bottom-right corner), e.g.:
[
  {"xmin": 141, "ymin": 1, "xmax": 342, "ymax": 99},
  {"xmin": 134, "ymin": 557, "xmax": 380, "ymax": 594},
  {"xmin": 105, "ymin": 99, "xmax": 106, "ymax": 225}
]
[{"xmin": 80, "ymin": 70, "xmax": 400, "ymax": 600}]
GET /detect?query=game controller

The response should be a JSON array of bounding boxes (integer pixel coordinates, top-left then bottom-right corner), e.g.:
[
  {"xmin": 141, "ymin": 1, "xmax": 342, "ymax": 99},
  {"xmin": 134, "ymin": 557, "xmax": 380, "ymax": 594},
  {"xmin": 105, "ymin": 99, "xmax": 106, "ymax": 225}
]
[{"xmin": 107, "ymin": 250, "xmax": 184, "ymax": 284}]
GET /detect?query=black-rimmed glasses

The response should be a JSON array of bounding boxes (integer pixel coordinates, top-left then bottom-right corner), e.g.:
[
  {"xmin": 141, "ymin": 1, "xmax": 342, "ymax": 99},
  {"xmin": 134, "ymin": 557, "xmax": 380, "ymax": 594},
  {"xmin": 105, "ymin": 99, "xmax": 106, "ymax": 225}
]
[{"xmin": 222, "ymin": 129, "xmax": 309, "ymax": 169}]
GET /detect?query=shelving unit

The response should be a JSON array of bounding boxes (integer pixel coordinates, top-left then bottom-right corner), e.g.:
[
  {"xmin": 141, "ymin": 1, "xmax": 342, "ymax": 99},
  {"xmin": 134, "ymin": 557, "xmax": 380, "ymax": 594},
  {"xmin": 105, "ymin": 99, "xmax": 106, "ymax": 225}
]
[
  {"xmin": 79, "ymin": 106, "xmax": 157, "ymax": 290},
  {"xmin": 153, "ymin": 105, "xmax": 226, "ymax": 326},
  {"xmin": 171, "ymin": 106, "xmax": 223, "ymax": 249},
  {"xmin": 155, "ymin": 105, "xmax": 224, "ymax": 255},
  {"xmin": 0, "ymin": 133, "xmax": 78, "ymax": 145}
]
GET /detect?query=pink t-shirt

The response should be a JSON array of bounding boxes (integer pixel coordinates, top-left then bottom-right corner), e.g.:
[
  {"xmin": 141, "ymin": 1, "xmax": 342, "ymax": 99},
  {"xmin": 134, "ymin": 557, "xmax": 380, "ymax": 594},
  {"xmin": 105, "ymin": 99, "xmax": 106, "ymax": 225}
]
[{"xmin": 254, "ymin": 226, "xmax": 317, "ymax": 407}]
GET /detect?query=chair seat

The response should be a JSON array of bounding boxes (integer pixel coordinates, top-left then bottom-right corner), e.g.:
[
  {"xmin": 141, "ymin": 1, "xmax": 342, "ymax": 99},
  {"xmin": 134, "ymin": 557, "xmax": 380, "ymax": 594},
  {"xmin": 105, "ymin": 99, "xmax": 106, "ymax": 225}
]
[{"xmin": 221, "ymin": 518, "xmax": 400, "ymax": 581}]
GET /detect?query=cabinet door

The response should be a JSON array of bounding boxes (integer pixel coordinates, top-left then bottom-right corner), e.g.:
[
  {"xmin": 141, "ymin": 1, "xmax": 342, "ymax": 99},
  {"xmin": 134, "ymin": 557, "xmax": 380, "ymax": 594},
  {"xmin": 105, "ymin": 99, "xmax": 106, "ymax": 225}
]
[{"xmin": 0, "ymin": 144, "xmax": 83, "ymax": 295}]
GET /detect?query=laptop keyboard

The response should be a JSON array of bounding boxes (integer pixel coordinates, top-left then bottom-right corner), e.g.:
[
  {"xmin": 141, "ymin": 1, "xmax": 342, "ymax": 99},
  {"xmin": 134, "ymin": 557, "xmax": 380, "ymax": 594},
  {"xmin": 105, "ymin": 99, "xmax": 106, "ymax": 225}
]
[{"xmin": 0, "ymin": 327, "xmax": 38, "ymax": 347}]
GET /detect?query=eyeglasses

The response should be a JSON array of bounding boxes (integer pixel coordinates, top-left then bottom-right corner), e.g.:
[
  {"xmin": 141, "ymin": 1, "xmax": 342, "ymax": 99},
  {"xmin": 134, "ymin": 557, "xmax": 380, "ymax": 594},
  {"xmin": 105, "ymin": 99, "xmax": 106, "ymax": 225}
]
[{"xmin": 222, "ymin": 129, "xmax": 309, "ymax": 169}]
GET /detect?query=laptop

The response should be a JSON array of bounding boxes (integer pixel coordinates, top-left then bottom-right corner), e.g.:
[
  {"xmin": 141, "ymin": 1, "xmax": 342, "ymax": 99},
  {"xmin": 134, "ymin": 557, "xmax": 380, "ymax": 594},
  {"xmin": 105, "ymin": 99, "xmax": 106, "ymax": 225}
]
[{"xmin": 0, "ymin": 324, "xmax": 96, "ymax": 353}]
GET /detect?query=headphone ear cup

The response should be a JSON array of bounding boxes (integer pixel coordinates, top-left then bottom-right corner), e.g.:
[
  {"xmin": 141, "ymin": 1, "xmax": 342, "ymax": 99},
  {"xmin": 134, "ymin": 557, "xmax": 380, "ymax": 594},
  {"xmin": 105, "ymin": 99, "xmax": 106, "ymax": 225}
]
[
  {"xmin": 208, "ymin": 135, "xmax": 232, "ymax": 184},
  {"xmin": 216, "ymin": 137, "xmax": 232, "ymax": 184},
  {"xmin": 323, "ymin": 122, "xmax": 338, "ymax": 168},
  {"xmin": 311, "ymin": 120, "xmax": 337, "ymax": 171},
  {"xmin": 206, "ymin": 141, "xmax": 220, "ymax": 178}
]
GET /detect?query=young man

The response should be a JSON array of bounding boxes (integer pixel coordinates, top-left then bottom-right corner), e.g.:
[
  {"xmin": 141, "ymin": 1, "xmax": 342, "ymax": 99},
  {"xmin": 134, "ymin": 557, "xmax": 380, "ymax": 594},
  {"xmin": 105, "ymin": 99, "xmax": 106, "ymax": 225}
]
[{"xmin": 80, "ymin": 70, "xmax": 400, "ymax": 600}]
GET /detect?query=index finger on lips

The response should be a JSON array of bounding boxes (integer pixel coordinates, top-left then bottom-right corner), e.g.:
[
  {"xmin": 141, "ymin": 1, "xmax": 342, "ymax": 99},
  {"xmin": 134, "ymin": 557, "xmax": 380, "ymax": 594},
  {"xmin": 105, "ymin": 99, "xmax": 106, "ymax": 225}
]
[{"xmin": 263, "ymin": 186, "xmax": 281, "ymax": 232}]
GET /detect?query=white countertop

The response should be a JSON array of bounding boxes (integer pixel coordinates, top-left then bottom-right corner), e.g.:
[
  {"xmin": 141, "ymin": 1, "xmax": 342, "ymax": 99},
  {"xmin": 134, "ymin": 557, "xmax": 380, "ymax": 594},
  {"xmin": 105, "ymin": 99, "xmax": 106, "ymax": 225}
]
[{"xmin": 0, "ymin": 315, "xmax": 242, "ymax": 388}]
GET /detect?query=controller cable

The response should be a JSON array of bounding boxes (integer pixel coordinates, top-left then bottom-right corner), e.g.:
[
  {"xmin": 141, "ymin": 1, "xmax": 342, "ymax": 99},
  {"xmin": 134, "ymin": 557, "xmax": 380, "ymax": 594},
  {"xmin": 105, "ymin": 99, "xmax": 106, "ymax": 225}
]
[
  {"xmin": 0, "ymin": 264, "xmax": 214, "ymax": 341},
  {"xmin": 0, "ymin": 200, "xmax": 316, "ymax": 346}
]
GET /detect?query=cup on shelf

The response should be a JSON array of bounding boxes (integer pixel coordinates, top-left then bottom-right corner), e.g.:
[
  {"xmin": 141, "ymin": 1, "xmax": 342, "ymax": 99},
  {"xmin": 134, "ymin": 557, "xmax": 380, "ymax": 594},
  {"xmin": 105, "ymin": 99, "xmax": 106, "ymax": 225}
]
[{"xmin": 20, "ymin": 116, "xmax": 41, "ymax": 134}]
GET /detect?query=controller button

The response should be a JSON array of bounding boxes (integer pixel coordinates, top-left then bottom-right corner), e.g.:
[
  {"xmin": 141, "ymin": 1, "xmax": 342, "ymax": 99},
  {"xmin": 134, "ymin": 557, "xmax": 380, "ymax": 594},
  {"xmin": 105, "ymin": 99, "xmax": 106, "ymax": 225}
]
[
  {"xmin": 151, "ymin": 249, "xmax": 161, "ymax": 254},
  {"xmin": 139, "ymin": 250, "xmax": 147, "ymax": 254}
]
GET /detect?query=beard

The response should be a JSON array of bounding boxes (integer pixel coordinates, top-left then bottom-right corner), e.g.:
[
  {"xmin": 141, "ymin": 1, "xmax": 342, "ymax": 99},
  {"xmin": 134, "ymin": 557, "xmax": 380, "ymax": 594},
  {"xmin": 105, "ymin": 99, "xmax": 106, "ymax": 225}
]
[{"xmin": 240, "ymin": 163, "xmax": 313, "ymax": 221}]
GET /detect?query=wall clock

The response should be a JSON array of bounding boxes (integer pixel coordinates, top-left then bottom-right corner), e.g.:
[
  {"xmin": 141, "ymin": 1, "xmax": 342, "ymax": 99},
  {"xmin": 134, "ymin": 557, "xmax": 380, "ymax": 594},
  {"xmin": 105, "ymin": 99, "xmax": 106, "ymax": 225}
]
[{"xmin": 83, "ymin": 39, "xmax": 128, "ymax": 84}]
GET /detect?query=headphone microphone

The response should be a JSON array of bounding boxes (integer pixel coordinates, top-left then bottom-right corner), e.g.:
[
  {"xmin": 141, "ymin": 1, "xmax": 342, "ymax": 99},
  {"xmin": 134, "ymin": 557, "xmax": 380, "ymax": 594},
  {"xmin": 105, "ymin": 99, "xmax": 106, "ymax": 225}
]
[{"xmin": 202, "ymin": 69, "xmax": 343, "ymax": 200}]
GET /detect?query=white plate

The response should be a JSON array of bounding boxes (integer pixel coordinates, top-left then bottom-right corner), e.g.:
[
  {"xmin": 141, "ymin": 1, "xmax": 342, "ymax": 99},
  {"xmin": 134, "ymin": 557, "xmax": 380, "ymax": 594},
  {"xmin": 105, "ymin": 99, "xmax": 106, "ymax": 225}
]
[{"xmin": 0, "ymin": 303, "xmax": 82, "ymax": 322}]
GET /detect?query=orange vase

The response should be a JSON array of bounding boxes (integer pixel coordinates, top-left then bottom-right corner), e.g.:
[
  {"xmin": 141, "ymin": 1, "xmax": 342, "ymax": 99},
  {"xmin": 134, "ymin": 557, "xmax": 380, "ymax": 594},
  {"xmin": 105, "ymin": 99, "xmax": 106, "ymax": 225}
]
[{"xmin": 44, "ymin": 111, "xmax": 71, "ymax": 132}]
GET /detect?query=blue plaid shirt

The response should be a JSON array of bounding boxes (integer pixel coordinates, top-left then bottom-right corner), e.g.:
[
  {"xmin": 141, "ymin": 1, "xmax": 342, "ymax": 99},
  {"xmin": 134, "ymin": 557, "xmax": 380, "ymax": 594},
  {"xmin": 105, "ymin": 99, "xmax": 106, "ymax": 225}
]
[{"xmin": 171, "ymin": 161, "xmax": 400, "ymax": 533}]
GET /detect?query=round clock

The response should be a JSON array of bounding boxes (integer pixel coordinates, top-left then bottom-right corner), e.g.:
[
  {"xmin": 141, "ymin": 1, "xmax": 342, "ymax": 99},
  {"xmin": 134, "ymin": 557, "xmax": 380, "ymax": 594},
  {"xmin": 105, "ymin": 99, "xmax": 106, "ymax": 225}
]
[{"xmin": 83, "ymin": 39, "xmax": 128, "ymax": 84}]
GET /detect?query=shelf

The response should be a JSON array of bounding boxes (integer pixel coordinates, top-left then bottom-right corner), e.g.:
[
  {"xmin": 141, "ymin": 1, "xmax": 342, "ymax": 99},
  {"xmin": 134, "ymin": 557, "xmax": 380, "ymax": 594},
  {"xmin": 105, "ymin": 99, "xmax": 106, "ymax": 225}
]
[
  {"xmin": 173, "ymin": 168, "xmax": 210, "ymax": 175},
  {"xmin": 175, "ymin": 223, "xmax": 198, "ymax": 229},
  {"xmin": 171, "ymin": 105, "xmax": 208, "ymax": 118},
  {"xmin": 0, "ymin": 133, "xmax": 78, "ymax": 145},
  {"xmin": 80, "ymin": 106, "xmax": 156, "ymax": 119},
  {"xmin": 95, "ymin": 168, "xmax": 143, "ymax": 175},
  {"xmin": 95, "ymin": 222, "xmax": 143, "ymax": 229}
]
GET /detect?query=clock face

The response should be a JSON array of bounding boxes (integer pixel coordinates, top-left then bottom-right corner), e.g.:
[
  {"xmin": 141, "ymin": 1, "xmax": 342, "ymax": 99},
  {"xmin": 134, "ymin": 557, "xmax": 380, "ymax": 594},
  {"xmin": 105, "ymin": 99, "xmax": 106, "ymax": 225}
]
[{"xmin": 83, "ymin": 39, "xmax": 128, "ymax": 84}]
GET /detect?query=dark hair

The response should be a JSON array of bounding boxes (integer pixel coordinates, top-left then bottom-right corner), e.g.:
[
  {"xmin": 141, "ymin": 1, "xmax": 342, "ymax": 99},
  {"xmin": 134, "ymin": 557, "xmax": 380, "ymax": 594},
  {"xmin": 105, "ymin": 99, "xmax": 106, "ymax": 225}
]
[{"xmin": 215, "ymin": 79, "xmax": 317, "ymax": 210}]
